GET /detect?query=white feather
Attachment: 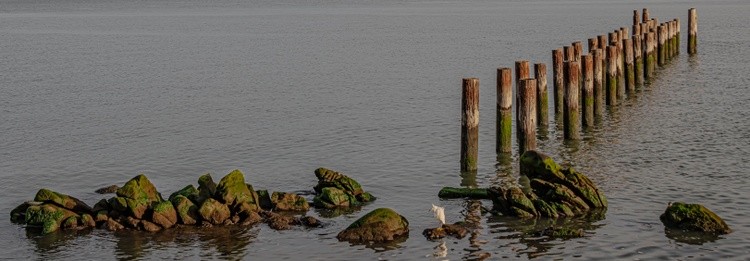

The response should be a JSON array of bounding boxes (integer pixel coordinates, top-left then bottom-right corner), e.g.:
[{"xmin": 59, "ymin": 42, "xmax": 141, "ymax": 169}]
[{"xmin": 431, "ymin": 204, "xmax": 445, "ymax": 225}]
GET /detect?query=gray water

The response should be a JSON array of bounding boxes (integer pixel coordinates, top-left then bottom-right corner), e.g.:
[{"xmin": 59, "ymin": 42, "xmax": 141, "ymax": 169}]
[{"xmin": 2, "ymin": 0, "xmax": 749, "ymax": 259}]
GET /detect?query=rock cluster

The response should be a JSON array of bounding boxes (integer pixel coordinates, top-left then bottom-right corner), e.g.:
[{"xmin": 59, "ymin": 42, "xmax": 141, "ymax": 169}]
[
  {"xmin": 489, "ymin": 150, "xmax": 607, "ymax": 218},
  {"xmin": 312, "ymin": 168, "xmax": 376, "ymax": 208}
]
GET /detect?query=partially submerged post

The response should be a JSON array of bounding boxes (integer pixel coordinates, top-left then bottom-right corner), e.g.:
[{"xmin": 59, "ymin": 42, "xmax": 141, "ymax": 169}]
[
  {"xmin": 461, "ymin": 78, "xmax": 479, "ymax": 172},
  {"xmin": 633, "ymin": 34, "xmax": 644, "ymax": 86},
  {"xmin": 623, "ymin": 38, "xmax": 635, "ymax": 93},
  {"xmin": 675, "ymin": 18, "xmax": 681, "ymax": 55},
  {"xmin": 645, "ymin": 32, "xmax": 656, "ymax": 80},
  {"xmin": 581, "ymin": 55, "xmax": 594, "ymax": 127},
  {"xmin": 552, "ymin": 49, "xmax": 564, "ymax": 116},
  {"xmin": 496, "ymin": 68, "xmax": 512, "ymax": 153},
  {"xmin": 515, "ymin": 60, "xmax": 530, "ymax": 131},
  {"xmin": 688, "ymin": 8, "xmax": 697, "ymax": 54},
  {"xmin": 517, "ymin": 79, "xmax": 537, "ymax": 153},
  {"xmin": 592, "ymin": 49, "xmax": 604, "ymax": 118},
  {"xmin": 658, "ymin": 24, "xmax": 666, "ymax": 66},
  {"xmin": 563, "ymin": 61, "xmax": 580, "ymax": 140},
  {"xmin": 534, "ymin": 63, "xmax": 548, "ymax": 128},
  {"xmin": 606, "ymin": 45, "xmax": 618, "ymax": 105},
  {"xmin": 616, "ymin": 32, "xmax": 625, "ymax": 101}
]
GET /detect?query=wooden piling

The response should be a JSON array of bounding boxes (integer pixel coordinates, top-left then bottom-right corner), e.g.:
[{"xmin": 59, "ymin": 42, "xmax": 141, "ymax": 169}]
[
  {"xmin": 633, "ymin": 24, "xmax": 641, "ymax": 38},
  {"xmin": 515, "ymin": 60, "xmax": 530, "ymax": 134},
  {"xmin": 621, "ymin": 27, "xmax": 630, "ymax": 40},
  {"xmin": 671, "ymin": 20, "xmax": 678, "ymax": 57},
  {"xmin": 461, "ymin": 78, "xmax": 479, "ymax": 172},
  {"xmin": 616, "ymin": 32, "xmax": 625, "ymax": 101},
  {"xmin": 688, "ymin": 8, "xmax": 697, "ymax": 54},
  {"xmin": 658, "ymin": 24, "xmax": 666, "ymax": 66},
  {"xmin": 517, "ymin": 78, "xmax": 537, "ymax": 153},
  {"xmin": 564, "ymin": 46, "xmax": 575, "ymax": 62},
  {"xmin": 623, "ymin": 38, "xmax": 634, "ymax": 93},
  {"xmin": 563, "ymin": 61, "xmax": 580, "ymax": 139},
  {"xmin": 592, "ymin": 49, "xmax": 604, "ymax": 118},
  {"xmin": 606, "ymin": 46, "xmax": 618, "ymax": 105},
  {"xmin": 675, "ymin": 18, "xmax": 681, "ymax": 55},
  {"xmin": 645, "ymin": 32, "xmax": 656, "ymax": 80},
  {"xmin": 633, "ymin": 10, "xmax": 639, "ymax": 26},
  {"xmin": 667, "ymin": 21, "xmax": 673, "ymax": 60},
  {"xmin": 534, "ymin": 63, "xmax": 548, "ymax": 128},
  {"xmin": 642, "ymin": 8, "xmax": 649, "ymax": 23},
  {"xmin": 588, "ymin": 38, "xmax": 598, "ymax": 54},
  {"xmin": 598, "ymin": 35, "xmax": 607, "ymax": 54},
  {"xmin": 573, "ymin": 41, "xmax": 583, "ymax": 62},
  {"xmin": 552, "ymin": 49, "xmax": 564, "ymax": 116},
  {"xmin": 633, "ymin": 34, "xmax": 644, "ymax": 86},
  {"xmin": 496, "ymin": 68, "xmax": 512, "ymax": 153},
  {"xmin": 581, "ymin": 55, "xmax": 594, "ymax": 127}
]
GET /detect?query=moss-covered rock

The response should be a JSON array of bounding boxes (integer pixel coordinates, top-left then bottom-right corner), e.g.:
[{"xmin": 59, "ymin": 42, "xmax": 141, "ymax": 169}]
[
  {"xmin": 438, "ymin": 187, "xmax": 490, "ymax": 199},
  {"xmin": 171, "ymin": 195, "xmax": 199, "ymax": 225},
  {"xmin": 197, "ymin": 173, "xmax": 217, "ymax": 203},
  {"xmin": 313, "ymin": 187, "xmax": 352, "ymax": 208},
  {"xmin": 141, "ymin": 219, "xmax": 162, "ymax": 232},
  {"xmin": 25, "ymin": 203, "xmax": 78, "ymax": 234},
  {"xmin": 80, "ymin": 213, "xmax": 96, "ymax": 228},
  {"xmin": 10, "ymin": 201, "xmax": 36, "ymax": 224},
  {"xmin": 116, "ymin": 174, "xmax": 163, "ymax": 219},
  {"xmin": 488, "ymin": 150, "xmax": 607, "ymax": 218},
  {"xmin": 198, "ymin": 198, "xmax": 230, "ymax": 225},
  {"xmin": 215, "ymin": 170, "xmax": 259, "ymax": 210},
  {"xmin": 660, "ymin": 202, "xmax": 731, "ymax": 234},
  {"xmin": 256, "ymin": 190, "xmax": 273, "ymax": 210},
  {"xmin": 62, "ymin": 216, "xmax": 79, "ymax": 230},
  {"xmin": 336, "ymin": 208, "xmax": 409, "ymax": 243},
  {"xmin": 34, "ymin": 189, "xmax": 92, "ymax": 213},
  {"xmin": 103, "ymin": 217, "xmax": 124, "ymax": 231},
  {"xmin": 168, "ymin": 185, "xmax": 199, "ymax": 203},
  {"xmin": 271, "ymin": 192, "xmax": 309, "ymax": 212},
  {"xmin": 151, "ymin": 201, "xmax": 177, "ymax": 228}
]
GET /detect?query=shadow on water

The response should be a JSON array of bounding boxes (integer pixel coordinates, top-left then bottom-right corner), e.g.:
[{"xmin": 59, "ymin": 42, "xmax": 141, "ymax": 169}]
[
  {"xmin": 112, "ymin": 225, "xmax": 258, "ymax": 260},
  {"xmin": 487, "ymin": 209, "xmax": 607, "ymax": 259},
  {"xmin": 26, "ymin": 227, "xmax": 93, "ymax": 254},
  {"xmin": 664, "ymin": 228, "xmax": 724, "ymax": 245}
]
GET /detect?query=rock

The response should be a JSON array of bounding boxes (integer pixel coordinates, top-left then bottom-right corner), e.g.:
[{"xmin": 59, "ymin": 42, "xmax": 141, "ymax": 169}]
[
  {"xmin": 438, "ymin": 187, "xmax": 490, "ymax": 199},
  {"xmin": 24, "ymin": 203, "xmax": 79, "ymax": 234},
  {"xmin": 80, "ymin": 214, "xmax": 96, "ymax": 228},
  {"xmin": 62, "ymin": 216, "xmax": 79, "ymax": 230},
  {"xmin": 94, "ymin": 210, "xmax": 109, "ymax": 223},
  {"xmin": 95, "ymin": 185, "xmax": 119, "ymax": 194},
  {"xmin": 540, "ymin": 226, "xmax": 585, "ymax": 238},
  {"xmin": 422, "ymin": 227, "xmax": 447, "ymax": 240},
  {"xmin": 116, "ymin": 174, "xmax": 163, "ymax": 219},
  {"xmin": 34, "ymin": 188, "xmax": 92, "ymax": 213},
  {"xmin": 239, "ymin": 211, "xmax": 262, "ymax": 226},
  {"xmin": 215, "ymin": 170, "xmax": 260, "ymax": 210},
  {"xmin": 198, "ymin": 198, "xmax": 230, "ymax": 225},
  {"xmin": 488, "ymin": 150, "xmax": 607, "ymax": 218},
  {"xmin": 10, "ymin": 201, "xmax": 37, "ymax": 224},
  {"xmin": 141, "ymin": 220, "xmax": 162, "ymax": 232},
  {"xmin": 265, "ymin": 212, "xmax": 295, "ymax": 230},
  {"xmin": 108, "ymin": 197, "xmax": 128, "ymax": 213},
  {"xmin": 660, "ymin": 202, "xmax": 731, "ymax": 234},
  {"xmin": 298, "ymin": 216, "xmax": 321, "ymax": 227},
  {"xmin": 171, "ymin": 195, "xmax": 199, "ymax": 225},
  {"xmin": 103, "ymin": 218, "xmax": 124, "ymax": 231},
  {"xmin": 313, "ymin": 168, "xmax": 375, "ymax": 208},
  {"xmin": 197, "ymin": 173, "xmax": 217, "ymax": 203},
  {"xmin": 423, "ymin": 222, "xmax": 469, "ymax": 240},
  {"xmin": 92, "ymin": 199, "xmax": 110, "ymax": 213},
  {"xmin": 336, "ymin": 208, "xmax": 409, "ymax": 243},
  {"xmin": 151, "ymin": 201, "xmax": 177, "ymax": 229},
  {"xmin": 313, "ymin": 187, "xmax": 352, "ymax": 208},
  {"xmin": 168, "ymin": 185, "xmax": 199, "ymax": 203},
  {"xmin": 256, "ymin": 190, "xmax": 273, "ymax": 210},
  {"xmin": 123, "ymin": 216, "xmax": 141, "ymax": 229},
  {"xmin": 271, "ymin": 192, "xmax": 310, "ymax": 212}
]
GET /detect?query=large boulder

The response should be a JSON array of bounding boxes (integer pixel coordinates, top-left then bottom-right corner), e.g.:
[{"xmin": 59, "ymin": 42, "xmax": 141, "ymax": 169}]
[
  {"xmin": 336, "ymin": 208, "xmax": 409, "ymax": 243},
  {"xmin": 215, "ymin": 170, "xmax": 260, "ymax": 211},
  {"xmin": 171, "ymin": 195, "xmax": 200, "ymax": 225},
  {"xmin": 116, "ymin": 174, "xmax": 163, "ymax": 219},
  {"xmin": 488, "ymin": 150, "xmax": 607, "ymax": 218},
  {"xmin": 271, "ymin": 192, "xmax": 309, "ymax": 212},
  {"xmin": 24, "ymin": 203, "xmax": 78, "ymax": 234},
  {"xmin": 313, "ymin": 168, "xmax": 375, "ymax": 209},
  {"xmin": 660, "ymin": 202, "xmax": 731, "ymax": 234},
  {"xmin": 198, "ymin": 198, "xmax": 230, "ymax": 225},
  {"xmin": 34, "ymin": 189, "xmax": 92, "ymax": 213},
  {"xmin": 151, "ymin": 201, "xmax": 177, "ymax": 228}
]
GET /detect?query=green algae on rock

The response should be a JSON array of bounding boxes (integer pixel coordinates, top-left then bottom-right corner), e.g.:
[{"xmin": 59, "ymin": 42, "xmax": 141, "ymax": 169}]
[
  {"xmin": 437, "ymin": 187, "xmax": 490, "ymax": 199},
  {"xmin": 151, "ymin": 201, "xmax": 178, "ymax": 228},
  {"xmin": 336, "ymin": 208, "xmax": 409, "ymax": 243},
  {"xmin": 215, "ymin": 170, "xmax": 260, "ymax": 211},
  {"xmin": 313, "ymin": 168, "xmax": 375, "ymax": 209},
  {"xmin": 270, "ymin": 192, "xmax": 309, "ymax": 212},
  {"xmin": 488, "ymin": 150, "xmax": 607, "ymax": 218},
  {"xmin": 660, "ymin": 202, "xmax": 730, "ymax": 234},
  {"xmin": 171, "ymin": 195, "xmax": 199, "ymax": 225},
  {"xmin": 24, "ymin": 203, "xmax": 80, "ymax": 234},
  {"xmin": 199, "ymin": 198, "xmax": 231, "ymax": 225},
  {"xmin": 34, "ymin": 188, "xmax": 92, "ymax": 213},
  {"xmin": 116, "ymin": 174, "xmax": 163, "ymax": 219}
]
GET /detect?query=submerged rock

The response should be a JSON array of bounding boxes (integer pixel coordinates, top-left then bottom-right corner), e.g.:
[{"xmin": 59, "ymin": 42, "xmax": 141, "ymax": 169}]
[
  {"xmin": 488, "ymin": 150, "xmax": 607, "ymax": 218},
  {"xmin": 438, "ymin": 187, "xmax": 490, "ymax": 199},
  {"xmin": 660, "ymin": 202, "xmax": 730, "ymax": 234},
  {"xmin": 336, "ymin": 208, "xmax": 409, "ymax": 243},
  {"xmin": 313, "ymin": 168, "xmax": 375, "ymax": 209},
  {"xmin": 271, "ymin": 192, "xmax": 309, "ymax": 212},
  {"xmin": 423, "ymin": 222, "xmax": 469, "ymax": 240},
  {"xmin": 24, "ymin": 203, "xmax": 79, "ymax": 234}
]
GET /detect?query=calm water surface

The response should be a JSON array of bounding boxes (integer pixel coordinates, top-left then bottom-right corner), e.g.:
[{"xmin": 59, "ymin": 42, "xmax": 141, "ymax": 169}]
[{"xmin": 1, "ymin": 0, "xmax": 749, "ymax": 259}]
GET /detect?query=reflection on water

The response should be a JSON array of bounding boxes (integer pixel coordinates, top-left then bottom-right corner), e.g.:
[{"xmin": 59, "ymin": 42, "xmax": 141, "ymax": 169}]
[
  {"xmin": 664, "ymin": 228, "xmax": 724, "ymax": 245},
  {"xmin": 460, "ymin": 170, "xmax": 478, "ymax": 188},
  {"xmin": 112, "ymin": 225, "xmax": 258, "ymax": 260},
  {"xmin": 27, "ymin": 228, "xmax": 93, "ymax": 254},
  {"xmin": 488, "ymin": 210, "xmax": 606, "ymax": 259}
]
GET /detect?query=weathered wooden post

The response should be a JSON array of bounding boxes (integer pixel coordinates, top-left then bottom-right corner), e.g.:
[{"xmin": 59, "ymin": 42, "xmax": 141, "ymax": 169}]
[
  {"xmin": 633, "ymin": 23, "xmax": 641, "ymax": 38},
  {"xmin": 688, "ymin": 8, "xmax": 697, "ymax": 54},
  {"xmin": 496, "ymin": 68, "xmax": 512, "ymax": 153},
  {"xmin": 588, "ymin": 38, "xmax": 598, "ymax": 54},
  {"xmin": 675, "ymin": 18, "xmax": 681, "ymax": 55},
  {"xmin": 642, "ymin": 8, "xmax": 649, "ymax": 23},
  {"xmin": 633, "ymin": 34, "xmax": 644, "ymax": 86},
  {"xmin": 598, "ymin": 35, "xmax": 608, "ymax": 59},
  {"xmin": 623, "ymin": 38, "xmax": 635, "ymax": 93},
  {"xmin": 667, "ymin": 21, "xmax": 674, "ymax": 60},
  {"xmin": 593, "ymin": 49, "xmax": 604, "ymax": 118},
  {"xmin": 564, "ymin": 46, "xmax": 574, "ymax": 62},
  {"xmin": 633, "ymin": 10, "xmax": 639, "ymax": 26},
  {"xmin": 621, "ymin": 27, "xmax": 630, "ymax": 40},
  {"xmin": 606, "ymin": 45, "xmax": 618, "ymax": 105},
  {"xmin": 563, "ymin": 61, "xmax": 580, "ymax": 140},
  {"xmin": 515, "ymin": 60, "xmax": 530, "ymax": 116},
  {"xmin": 581, "ymin": 54, "xmax": 594, "ymax": 127},
  {"xmin": 517, "ymin": 78, "xmax": 537, "ymax": 153},
  {"xmin": 534, "ymin": 63, "xmax": 548, "ymax": 128},
  {"xmin": 671, "ymin": 20, "xmax": 678, "ymax": 57},
  {"xmin": 658, "ymin": 24, "xmax": 666, "ymax": 66},
  {"xmin": 553, "ymin": 49, "xmax": 564, "ymax": 116},
  {"xmin": 461, "ymin": 78, "xmax": 479, "ymax": 172},
  {"xmin": 645, "ymin": 32, "xmax": 656, "ymax": 80},
  {"xmin": 616, "ymin": 32, "xmax": 625, "ymax": 101},
  {"xmin": 573, "ymin": 41, "xmax": 583, "ymax": 62}
]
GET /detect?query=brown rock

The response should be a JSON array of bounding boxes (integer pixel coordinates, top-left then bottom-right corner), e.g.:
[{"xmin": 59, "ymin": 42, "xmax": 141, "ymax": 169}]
[
  {"xmin": 141, "ymin": 220, "xmax": 162, "ymax": 232},
  {"xmin": 103, "ymin": 218, "xmax": 124, "ymax": 231}
]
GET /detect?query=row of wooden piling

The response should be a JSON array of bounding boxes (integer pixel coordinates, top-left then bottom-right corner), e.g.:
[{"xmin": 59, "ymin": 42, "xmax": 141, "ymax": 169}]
[{"xmin": 460, "ymin": 8, "xmax": 698, "ymax": 172}]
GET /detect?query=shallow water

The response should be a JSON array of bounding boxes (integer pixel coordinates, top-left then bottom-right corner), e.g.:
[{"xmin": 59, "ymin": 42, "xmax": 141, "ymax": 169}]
[{"xmin": 1, "ymin": 0, "xmax": 749, "ymax": 259}]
